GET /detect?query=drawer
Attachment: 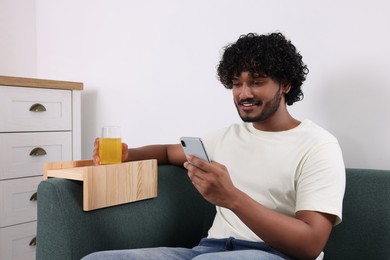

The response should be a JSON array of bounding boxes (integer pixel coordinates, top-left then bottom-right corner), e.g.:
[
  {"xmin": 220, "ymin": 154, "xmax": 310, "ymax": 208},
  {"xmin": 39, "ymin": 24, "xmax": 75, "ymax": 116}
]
[
  {"xmin": 0, "ymin": 176, "xmax": 41, "ymax": 228},
  {"xmin": 0, "ymin": 132, "xmax": 72, "ymax": 180},
  {"xmin": 0, "ymin": 86, "xmax": 71, "ymax": 132},
  {"xmin": 0, "ymin": 221, "xmax": 36, "ymax": 260}
]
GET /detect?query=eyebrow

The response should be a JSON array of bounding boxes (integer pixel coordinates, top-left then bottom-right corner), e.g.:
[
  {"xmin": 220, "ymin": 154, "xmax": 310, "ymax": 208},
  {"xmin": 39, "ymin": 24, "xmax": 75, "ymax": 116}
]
[
  {"xmin": 232, "ymin": 74, "xmax": 267, "ymax": 80},
  {"xmin": 252, "ymin": 73, "xmax": 267, "ymax": 78}
]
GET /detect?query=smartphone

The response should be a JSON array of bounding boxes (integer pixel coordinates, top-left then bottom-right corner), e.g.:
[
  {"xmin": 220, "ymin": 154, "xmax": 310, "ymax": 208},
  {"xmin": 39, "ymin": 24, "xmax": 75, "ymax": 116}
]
[{"xmin": 180, "ymin": 137, "xmax": 210, "ymax": 163}]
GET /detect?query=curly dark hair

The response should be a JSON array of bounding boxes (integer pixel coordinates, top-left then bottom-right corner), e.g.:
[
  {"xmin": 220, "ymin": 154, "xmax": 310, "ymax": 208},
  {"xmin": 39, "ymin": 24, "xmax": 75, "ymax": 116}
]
[{"xmin": 217, "ymin": 32, "xmax": 309, "ymax": 105}]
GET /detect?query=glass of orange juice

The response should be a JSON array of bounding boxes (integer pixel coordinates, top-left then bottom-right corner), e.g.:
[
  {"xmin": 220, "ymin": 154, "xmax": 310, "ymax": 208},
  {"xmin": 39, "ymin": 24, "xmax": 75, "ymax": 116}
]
[{"xmin": 99, "ymin": 126, "xmax": 122, "ymax": 164}]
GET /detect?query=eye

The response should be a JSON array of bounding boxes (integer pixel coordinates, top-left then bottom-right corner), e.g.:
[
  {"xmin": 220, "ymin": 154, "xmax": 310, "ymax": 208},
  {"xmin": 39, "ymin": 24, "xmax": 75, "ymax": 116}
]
[
  {"xmin": 253, "ymin": 78, "xmax": 266, "ymax": 86},
  {"xmin": 232, "ymin": 81, "xmax": 241, "ymax": 88}
]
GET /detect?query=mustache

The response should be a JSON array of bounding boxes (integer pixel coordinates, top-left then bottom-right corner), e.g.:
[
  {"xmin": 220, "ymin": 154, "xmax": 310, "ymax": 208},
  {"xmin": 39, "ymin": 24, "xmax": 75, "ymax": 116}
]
[{"xmin": 238, "ymin": 98, "xmax": 262, "ymax": 106}]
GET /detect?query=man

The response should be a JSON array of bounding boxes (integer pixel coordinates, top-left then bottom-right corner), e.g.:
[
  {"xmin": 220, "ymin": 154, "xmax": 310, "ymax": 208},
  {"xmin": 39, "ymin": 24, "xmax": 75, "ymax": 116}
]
[{"xmin": 87, "ymin": 32, "xmax": 345, "ymax": 260}]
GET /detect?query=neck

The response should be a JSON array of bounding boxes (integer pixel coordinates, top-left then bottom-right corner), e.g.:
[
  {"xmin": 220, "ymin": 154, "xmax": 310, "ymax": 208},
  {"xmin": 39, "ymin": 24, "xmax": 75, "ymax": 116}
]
[{"xmin": 252, "ymin": 104, "xmax": 300, "ymax": 132}]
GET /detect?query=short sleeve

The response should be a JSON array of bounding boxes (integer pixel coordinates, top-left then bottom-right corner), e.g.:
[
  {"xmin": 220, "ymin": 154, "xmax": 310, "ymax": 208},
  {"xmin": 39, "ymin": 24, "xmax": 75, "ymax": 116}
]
[{"xmin": 296, "ymin": 141, "xmax": 346, "ymax": 225}]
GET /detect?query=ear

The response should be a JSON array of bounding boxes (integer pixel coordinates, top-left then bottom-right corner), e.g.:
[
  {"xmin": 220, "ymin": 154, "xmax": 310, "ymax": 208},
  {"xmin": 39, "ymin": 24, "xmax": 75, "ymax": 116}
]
[{"xmin": 282, "ymin": 84, "xmax": 291, "ymax": 94}]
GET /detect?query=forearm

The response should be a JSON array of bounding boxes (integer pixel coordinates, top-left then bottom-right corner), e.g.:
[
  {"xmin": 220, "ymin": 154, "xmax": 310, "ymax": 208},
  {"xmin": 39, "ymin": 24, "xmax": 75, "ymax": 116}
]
[
  {"xmin": 230, "ymin": 190, "xmax": 333, "ymax": 259},
  {"xmin": 125, "ymin": 144, "xmax": 186, "ymax": 166}
]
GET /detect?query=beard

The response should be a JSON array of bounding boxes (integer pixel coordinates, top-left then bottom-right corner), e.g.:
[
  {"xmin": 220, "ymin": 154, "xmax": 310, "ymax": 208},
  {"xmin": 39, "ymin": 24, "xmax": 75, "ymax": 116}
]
[{"xmin": 235, "ymin": 90, "xmax": 282, "ymax": 123}]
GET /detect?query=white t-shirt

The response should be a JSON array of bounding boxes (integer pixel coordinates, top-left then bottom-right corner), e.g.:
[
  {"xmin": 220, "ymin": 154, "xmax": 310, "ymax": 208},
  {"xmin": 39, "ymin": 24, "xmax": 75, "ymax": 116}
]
[{"xmin": 202, "ymin": 119, "xmax": 346, "ymax": 243}]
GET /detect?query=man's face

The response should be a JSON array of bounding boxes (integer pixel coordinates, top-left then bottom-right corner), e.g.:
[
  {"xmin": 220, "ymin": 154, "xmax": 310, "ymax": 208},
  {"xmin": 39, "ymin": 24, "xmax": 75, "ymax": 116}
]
[{"xmin": 232, "ymin": 72, "xmax": 283, "ymax": 123}]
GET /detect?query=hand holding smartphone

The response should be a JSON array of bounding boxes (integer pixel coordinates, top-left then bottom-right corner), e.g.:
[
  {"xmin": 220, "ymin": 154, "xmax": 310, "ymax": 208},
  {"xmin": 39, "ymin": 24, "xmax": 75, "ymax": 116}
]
[{"xmin": 180, "ymin": 137, "xmax": 210, "ymax": 163}]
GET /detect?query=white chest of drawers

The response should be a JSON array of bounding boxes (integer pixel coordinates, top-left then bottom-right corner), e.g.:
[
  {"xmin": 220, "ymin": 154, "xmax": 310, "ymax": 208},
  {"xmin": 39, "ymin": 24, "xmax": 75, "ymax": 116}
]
[{"xmin": 0, "ymin": 76, "xmax": 83, "ymax": 260}]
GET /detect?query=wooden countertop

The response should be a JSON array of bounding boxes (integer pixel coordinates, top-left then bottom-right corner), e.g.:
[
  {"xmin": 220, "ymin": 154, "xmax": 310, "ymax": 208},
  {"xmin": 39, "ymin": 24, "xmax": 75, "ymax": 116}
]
[{"xmin": 0, "ymin": 75, "xmax": 83, "ymax": 90}]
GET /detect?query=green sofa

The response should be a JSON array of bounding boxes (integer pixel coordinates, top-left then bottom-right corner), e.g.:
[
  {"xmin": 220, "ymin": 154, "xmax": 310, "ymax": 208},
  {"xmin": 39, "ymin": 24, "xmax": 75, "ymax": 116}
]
[{"xmin": 36, "ymin": 166, "xmax": 390, "ymax": 260}]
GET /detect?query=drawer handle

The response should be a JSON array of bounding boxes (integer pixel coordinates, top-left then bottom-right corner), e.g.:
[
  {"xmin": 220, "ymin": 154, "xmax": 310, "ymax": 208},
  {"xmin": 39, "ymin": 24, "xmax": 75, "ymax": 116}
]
[
  {"xmin": 29, "ymin": 147, "xmax": 47, "ymax": 156},
  {"xmin": 29, "ymin": 103, "xmax": 47, "ymax": 112},
  {"xmin": 30, "ymin": 192, "xmax": 37, "ymax": 201},
  {"xmin": 29, "ymin": 236, "xmax": 37, "ymax": 246}
]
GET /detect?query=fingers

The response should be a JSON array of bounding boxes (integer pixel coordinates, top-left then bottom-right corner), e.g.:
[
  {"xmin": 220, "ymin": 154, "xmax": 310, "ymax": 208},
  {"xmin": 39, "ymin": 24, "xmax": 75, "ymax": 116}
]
[
  {"xmin": 122, "ymin": 143, "xmax": 128, "ymax": 162},
  {"xmin": 184, "ymin": 156, "xmax": 227, "ymax": 187},
  {"xmin": 94, "ymin": 137, "xmax": 100, "ymax": 146},
  {"xmin": 184, "ymin": 156, "xmax": 209, "ymax": 189},
  {"xmin": 184, "ymin": 161, "xmax": 205, "ymax": 190},
  {"xmin": 94, "ymin": 138, "xmax": 129, "ymax": 165},
  {"xmin": 184, "ymin": 161, "xmax": 206, "ymax": 177},
  {"xmin": 185, "ymin": 155, "xmax": 210, "ymax": 169},
  {"xmin": 93, "ymin": 138, "xmax": 100, "ymax": 165}
]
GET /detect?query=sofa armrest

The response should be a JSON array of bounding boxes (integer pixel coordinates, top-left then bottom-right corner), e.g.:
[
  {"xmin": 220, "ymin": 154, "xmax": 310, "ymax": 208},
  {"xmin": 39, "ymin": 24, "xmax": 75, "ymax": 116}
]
[
  {"xmin": 324, "ymin": 168, "xmax": 390, "ymax": 259},
  {"xmin": 36, "ymin": 165, "xmax": 215, "ymax": 260}
]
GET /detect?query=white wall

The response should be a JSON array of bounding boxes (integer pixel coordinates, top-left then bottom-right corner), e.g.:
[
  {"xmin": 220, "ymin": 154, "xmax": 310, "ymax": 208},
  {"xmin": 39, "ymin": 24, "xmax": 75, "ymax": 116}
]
[
  {"xmin": 2, "ymin": 0, "xmax": 389, "ymax": 170},
  {"xmin": 0, "ymin": 0, "xmax": 37, "ymax": 77}
]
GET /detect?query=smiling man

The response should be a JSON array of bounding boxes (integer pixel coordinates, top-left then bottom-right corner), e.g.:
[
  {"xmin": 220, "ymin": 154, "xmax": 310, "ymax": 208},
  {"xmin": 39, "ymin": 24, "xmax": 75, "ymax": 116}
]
[{"xmin": 87, "ymin": 32, "xmax": 346, "ymax": 260}]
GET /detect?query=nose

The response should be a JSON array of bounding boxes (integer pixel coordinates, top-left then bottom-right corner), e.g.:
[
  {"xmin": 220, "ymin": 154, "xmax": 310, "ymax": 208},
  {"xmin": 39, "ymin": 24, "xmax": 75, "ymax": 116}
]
[{"xmin": 239, "ymin": 83, "xmax": 253, "ymax": 99}]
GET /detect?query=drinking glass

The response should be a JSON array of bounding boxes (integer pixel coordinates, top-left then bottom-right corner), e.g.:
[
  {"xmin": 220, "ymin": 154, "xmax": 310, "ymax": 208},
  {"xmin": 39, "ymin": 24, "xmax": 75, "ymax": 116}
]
[{"xmin": 99, "ymin": 126, "xmax": 122, "ymax": 164}]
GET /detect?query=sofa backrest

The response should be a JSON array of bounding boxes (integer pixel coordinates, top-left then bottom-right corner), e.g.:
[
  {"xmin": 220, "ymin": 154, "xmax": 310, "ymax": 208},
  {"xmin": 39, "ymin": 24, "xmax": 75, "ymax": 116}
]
[{"xmin": 324, "ymin": 168, "xmax": 390, "ymax": 259}]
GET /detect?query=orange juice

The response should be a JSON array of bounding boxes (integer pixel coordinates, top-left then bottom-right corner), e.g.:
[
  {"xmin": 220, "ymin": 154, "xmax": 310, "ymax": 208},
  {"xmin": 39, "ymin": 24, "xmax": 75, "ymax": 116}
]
[{"xmin": 99, "ymin": 138, "xmax": 122, "ymax": 164}]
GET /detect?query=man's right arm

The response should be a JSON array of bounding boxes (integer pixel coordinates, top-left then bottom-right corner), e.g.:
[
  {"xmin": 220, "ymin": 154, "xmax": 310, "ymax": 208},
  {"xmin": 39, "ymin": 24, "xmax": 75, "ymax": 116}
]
[
  {"xmin": 125, "ymin": 144, "xmax": 186, "ymax": 166},
  {"xmin": 93, "ymin": 138, "xmax": 186, "ymax": 166}
]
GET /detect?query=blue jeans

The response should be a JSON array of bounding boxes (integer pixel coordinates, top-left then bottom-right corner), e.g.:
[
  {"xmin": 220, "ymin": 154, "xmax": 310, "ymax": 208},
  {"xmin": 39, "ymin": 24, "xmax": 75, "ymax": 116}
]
[{"xmin": 81, "ymin": 237, "xmax": 292, "ymax": 260}]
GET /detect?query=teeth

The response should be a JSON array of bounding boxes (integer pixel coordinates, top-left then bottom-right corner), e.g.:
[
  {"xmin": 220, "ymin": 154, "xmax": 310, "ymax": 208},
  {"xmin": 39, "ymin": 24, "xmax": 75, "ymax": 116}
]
[{"xmin": 242, "ymin": 103, "xmax": 254, "ymax": 107}]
